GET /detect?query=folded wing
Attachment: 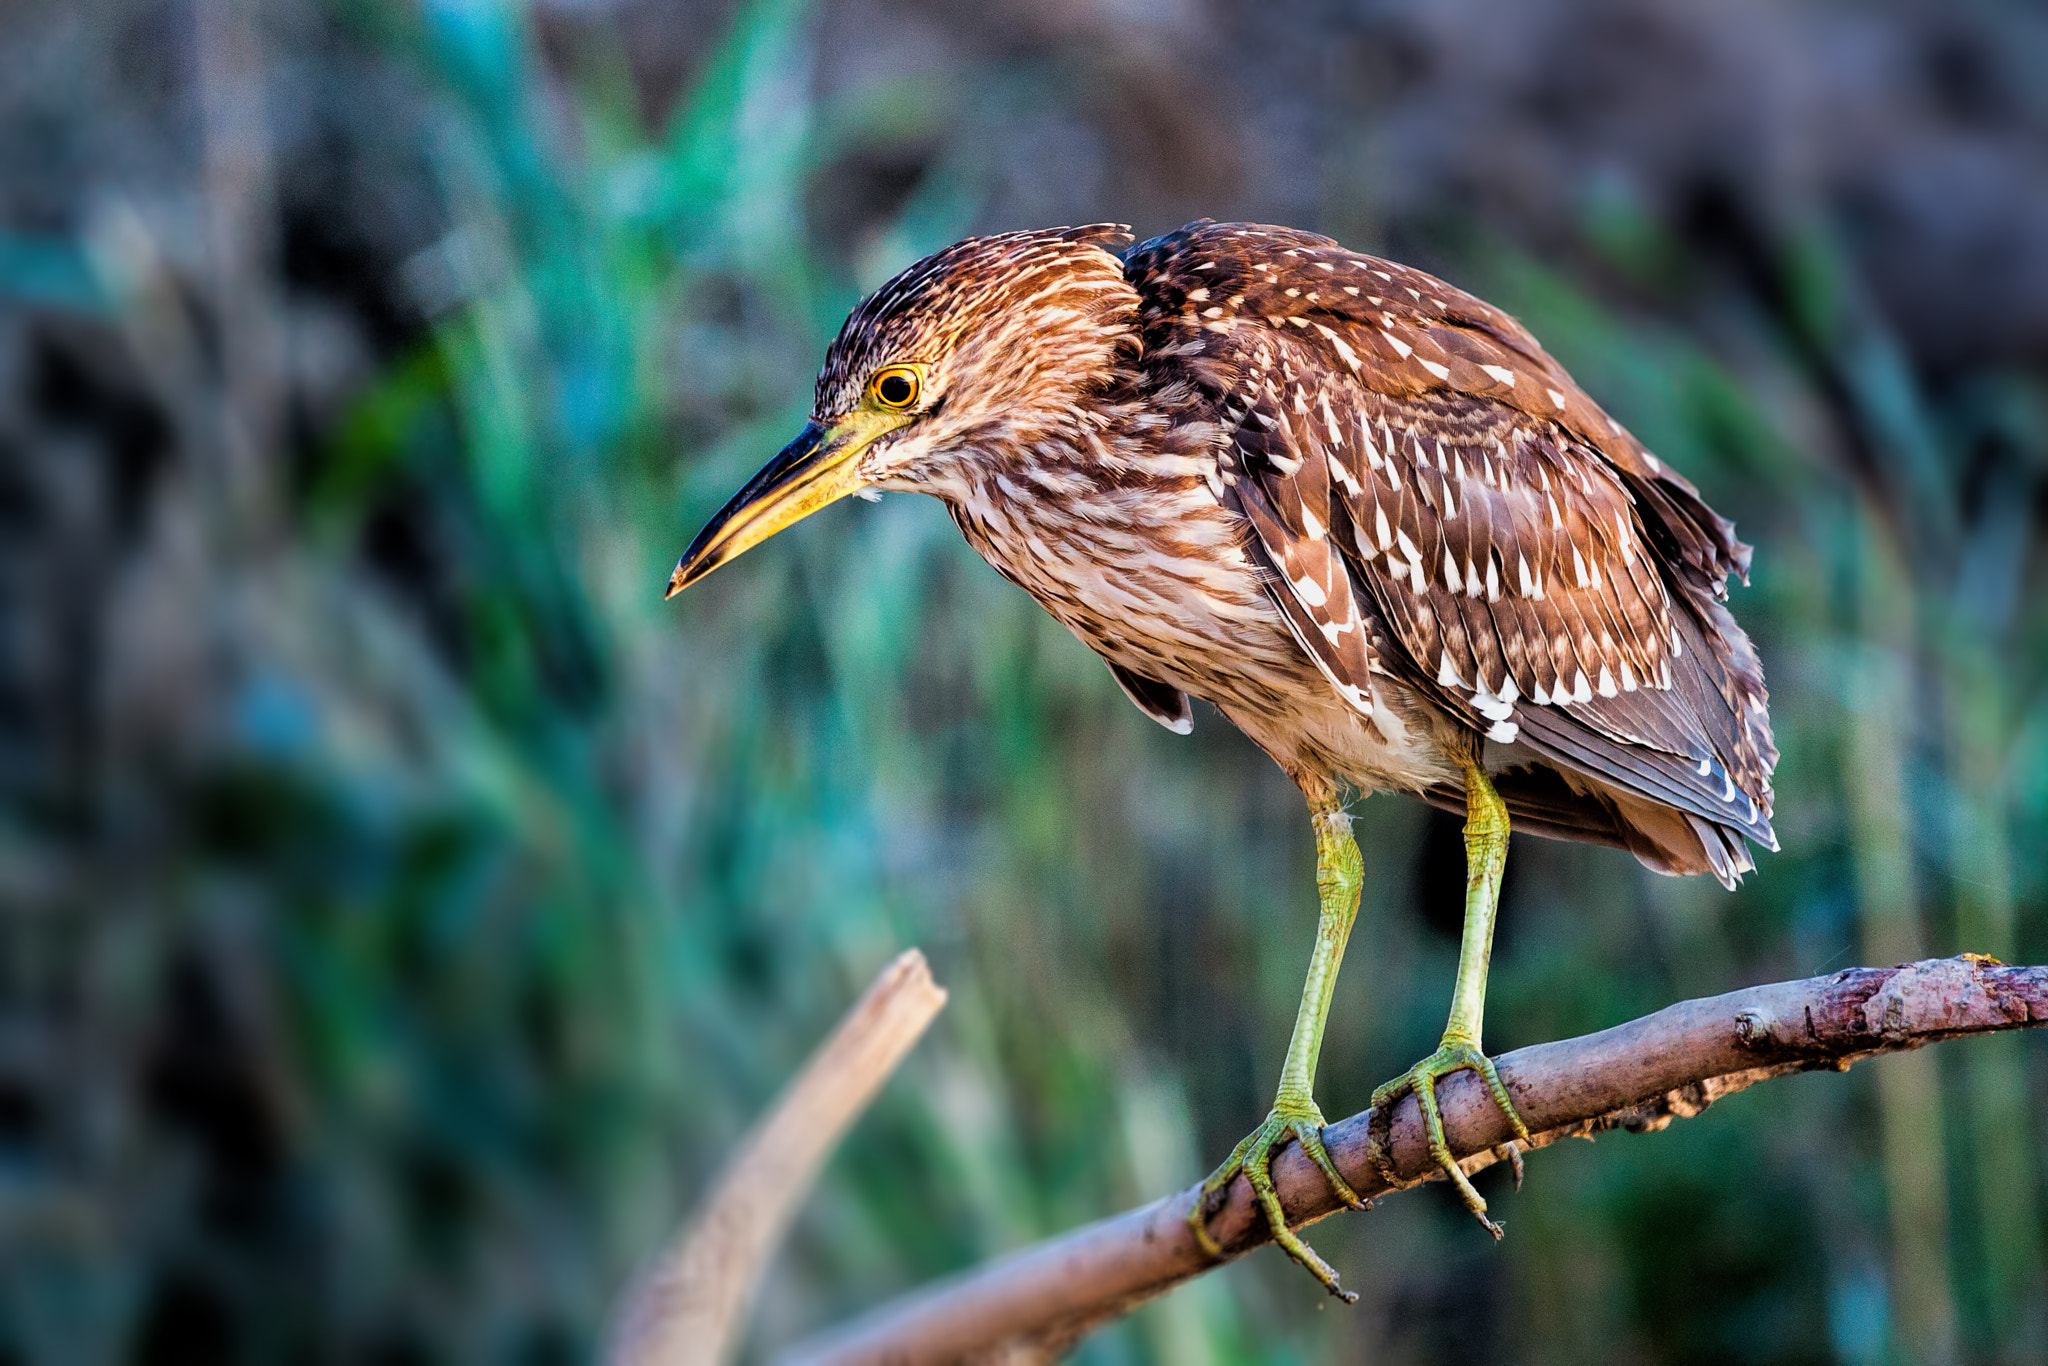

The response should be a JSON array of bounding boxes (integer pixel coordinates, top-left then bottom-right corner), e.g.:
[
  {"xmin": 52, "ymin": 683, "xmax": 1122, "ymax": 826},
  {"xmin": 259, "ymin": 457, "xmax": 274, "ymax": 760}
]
[{"xmin": 1128, "ymin": 221, "xmax": 1777, "ymax": 869}]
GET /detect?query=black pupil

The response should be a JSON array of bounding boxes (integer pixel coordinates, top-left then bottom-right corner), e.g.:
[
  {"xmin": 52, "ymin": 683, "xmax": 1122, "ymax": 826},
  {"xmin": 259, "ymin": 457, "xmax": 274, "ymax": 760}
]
[{"xmin": 878, "ymin": 373, "xmax": 913, "ymax": 405}]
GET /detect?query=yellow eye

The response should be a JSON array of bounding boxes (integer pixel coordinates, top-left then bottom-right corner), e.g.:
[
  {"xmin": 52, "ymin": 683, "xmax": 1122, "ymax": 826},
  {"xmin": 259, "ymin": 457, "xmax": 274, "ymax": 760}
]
[{"xmin": 870, "ymin": 366, "xmax": 920, "ymax": 410}]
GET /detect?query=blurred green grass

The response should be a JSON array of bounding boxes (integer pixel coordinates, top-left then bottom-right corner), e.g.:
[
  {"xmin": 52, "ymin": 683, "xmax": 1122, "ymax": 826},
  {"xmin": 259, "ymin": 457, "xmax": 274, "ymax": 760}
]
[{"xmin": 3, "ymin": 0, "xmax": 2045, "ymax": 1363}]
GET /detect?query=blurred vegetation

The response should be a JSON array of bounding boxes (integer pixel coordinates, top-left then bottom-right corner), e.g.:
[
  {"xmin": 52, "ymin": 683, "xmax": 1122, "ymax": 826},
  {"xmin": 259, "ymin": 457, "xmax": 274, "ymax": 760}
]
[{"xmin": 1, "ymin": 0, "xmax": 2045, "ymax": 1363}]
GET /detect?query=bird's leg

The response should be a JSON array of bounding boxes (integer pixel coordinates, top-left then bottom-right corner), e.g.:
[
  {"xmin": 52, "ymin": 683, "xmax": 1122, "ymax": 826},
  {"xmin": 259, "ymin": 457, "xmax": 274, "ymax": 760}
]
[
  {"xmin": 1369, "ymin": 760, "xmax": 1532, "ymax": 1236},
  {"xmin": 1188, "ymin": 799, "xmax": 1369, "ymax": 1300}
]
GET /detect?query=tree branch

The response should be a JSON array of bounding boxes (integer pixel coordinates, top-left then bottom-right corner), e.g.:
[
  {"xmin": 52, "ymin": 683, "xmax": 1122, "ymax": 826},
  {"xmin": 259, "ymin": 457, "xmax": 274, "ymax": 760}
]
[
  {"xmin": 783, "ymin": 955, "xmax": 2048, "ymax": 1366},
  {"xmin": 613, "ymin": 949, "xmax": 948, "ymax": 1366}
]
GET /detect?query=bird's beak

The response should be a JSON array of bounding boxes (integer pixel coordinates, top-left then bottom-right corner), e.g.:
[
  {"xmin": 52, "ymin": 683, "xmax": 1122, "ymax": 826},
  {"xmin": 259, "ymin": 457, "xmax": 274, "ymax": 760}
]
[{"xmin": 666, "ymin": 413, "xmax": 899, "ymax": 598}]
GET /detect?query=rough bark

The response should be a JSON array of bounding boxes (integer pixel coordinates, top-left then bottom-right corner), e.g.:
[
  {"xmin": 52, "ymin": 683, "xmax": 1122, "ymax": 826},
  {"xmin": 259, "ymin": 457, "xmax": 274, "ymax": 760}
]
[{"xmin": 783, "ymin": 956, "xmax": 2048, "ymax": 1366}]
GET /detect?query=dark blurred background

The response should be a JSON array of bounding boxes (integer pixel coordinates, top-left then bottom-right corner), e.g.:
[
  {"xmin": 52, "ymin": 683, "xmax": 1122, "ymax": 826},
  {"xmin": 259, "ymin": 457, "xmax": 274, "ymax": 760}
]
[{"xmin": 3, "ymin": 0, "xmax": 2046, "ymax": 1361}]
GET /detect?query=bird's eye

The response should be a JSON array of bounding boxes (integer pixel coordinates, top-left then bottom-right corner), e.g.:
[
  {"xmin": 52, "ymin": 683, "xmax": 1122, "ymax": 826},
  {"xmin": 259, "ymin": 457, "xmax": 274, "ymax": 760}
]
[{"xmin": 871, "ymin": 366, "xmax": 920, "ymax": 410}]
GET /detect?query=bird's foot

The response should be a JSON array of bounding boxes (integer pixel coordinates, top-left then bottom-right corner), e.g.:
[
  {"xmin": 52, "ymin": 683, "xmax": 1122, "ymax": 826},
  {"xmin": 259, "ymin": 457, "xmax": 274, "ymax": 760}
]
[
  {"xmin": 1187, "ymin": 1098, "xmax": 1367, "ymax": 1300},
  {"xmin": 1369, "ymin": 1038, "xmax": 1532, "ymax": 1238}
]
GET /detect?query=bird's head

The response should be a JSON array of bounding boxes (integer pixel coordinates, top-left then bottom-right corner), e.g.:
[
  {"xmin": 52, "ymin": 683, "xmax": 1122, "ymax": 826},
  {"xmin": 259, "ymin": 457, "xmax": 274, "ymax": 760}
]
[{"xmin": 666, "ymin": 224, "xmax": 1137, "ymax": 597}]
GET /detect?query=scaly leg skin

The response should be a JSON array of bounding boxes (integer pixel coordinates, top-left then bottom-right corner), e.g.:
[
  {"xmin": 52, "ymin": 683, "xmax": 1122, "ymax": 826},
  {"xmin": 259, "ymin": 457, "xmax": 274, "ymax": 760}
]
[
  {"xmin": 1188, "ymin": 799, "xmax": 1370, "ymax": 1301},
  {"xmin": 1370, "ymin": 761, "xmax": 1533, "ymax": 1237}
]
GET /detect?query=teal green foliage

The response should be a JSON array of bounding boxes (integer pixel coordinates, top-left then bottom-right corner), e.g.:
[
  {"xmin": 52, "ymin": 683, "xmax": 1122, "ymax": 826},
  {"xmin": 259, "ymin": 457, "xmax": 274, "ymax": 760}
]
[{"xmin": 7, "ymin": 1, "xmax": 2045, "ymax": 1362}]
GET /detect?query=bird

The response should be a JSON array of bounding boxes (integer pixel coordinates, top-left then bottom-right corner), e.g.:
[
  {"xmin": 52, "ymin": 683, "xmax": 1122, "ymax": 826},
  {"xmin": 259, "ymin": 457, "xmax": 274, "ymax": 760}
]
[{"xmin": 665, "ymin": 220, "xmax": 1777, "ymax": 1298}]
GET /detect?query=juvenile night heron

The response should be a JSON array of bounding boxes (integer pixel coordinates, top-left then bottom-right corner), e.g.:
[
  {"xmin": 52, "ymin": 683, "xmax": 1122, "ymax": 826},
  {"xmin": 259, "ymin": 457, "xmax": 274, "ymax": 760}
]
[{"xmin": 667, "ymin": 222, "xmax": 1777, "ymax": 1297}]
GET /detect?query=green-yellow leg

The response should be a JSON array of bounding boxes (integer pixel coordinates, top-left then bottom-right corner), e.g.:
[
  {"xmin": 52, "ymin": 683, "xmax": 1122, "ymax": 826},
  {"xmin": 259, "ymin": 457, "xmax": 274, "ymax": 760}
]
[
  {"xmin": 1371, "ymin": 761, "xmax": 1533, "ymax": 1237},
  {"xmin": 1188, "ymin": 800, "xmax": 1369, "ymax": 1300}
]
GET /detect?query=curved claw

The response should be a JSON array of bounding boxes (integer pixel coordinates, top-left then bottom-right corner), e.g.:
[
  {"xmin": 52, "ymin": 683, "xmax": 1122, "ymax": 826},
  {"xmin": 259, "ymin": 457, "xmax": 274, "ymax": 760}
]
[
  {"xmin": 1370, "ymin": 1039, "xmax": 1532, "ymax": 1238},
  {"xmin": 1187, "ymin": 1104, "xmax": 1367, "ymax": 1300}
]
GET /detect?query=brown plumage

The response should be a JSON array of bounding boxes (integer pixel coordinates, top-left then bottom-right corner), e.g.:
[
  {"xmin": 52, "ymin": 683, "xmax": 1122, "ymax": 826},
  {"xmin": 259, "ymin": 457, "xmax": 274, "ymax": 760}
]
[
  {"xmin": 1121, "ymin": 221, "xmax": 1776, "ymax": 883},
  {"xmin": 669, "ymin": 219, "xmax": 1779, "ymax": 1287},
  {"xmin": 750, "ymin": 219, "xmax": 1776, "ymax": 881}
]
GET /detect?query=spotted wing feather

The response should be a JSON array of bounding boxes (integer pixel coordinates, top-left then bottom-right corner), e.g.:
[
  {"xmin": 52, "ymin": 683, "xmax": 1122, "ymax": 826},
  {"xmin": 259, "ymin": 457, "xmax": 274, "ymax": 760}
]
[
  {"xmin": 1129, "ymin": 221, "xmax": 1777, "ymax": 858},
  {"xmin": 1219, "ymin": 378, "xmax": 1379, "ymax": 718}
]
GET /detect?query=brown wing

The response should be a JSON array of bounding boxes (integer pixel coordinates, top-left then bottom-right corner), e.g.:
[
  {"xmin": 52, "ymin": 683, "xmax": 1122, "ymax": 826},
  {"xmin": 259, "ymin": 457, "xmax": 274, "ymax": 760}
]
[
  {"xmin": 1222, "ymin": 389, "xmax": 1380, "ymax": 721},
  {"xmin": 1128, "ymin": 221, "xmax": 1777, "ymax": 854}
]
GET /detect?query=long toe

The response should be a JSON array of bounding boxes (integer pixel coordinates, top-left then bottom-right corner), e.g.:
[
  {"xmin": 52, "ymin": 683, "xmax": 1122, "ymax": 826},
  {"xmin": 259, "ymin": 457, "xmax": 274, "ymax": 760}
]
[
  {"xmin": 1373, "ymin": 1041, "xmax": 1532, "ymax": 1237},
  {"xmin": 1289, "ymin": 1116, "xmax": 1367, "ymax": 1214},
  {"xmin": 1188, "ymin": 1104, "xmax": 1362, "ymax": 1299}
]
